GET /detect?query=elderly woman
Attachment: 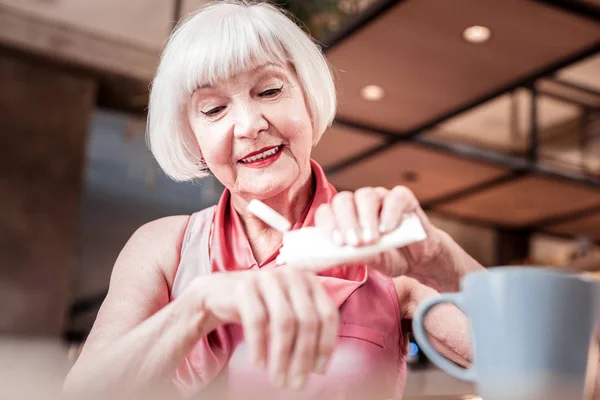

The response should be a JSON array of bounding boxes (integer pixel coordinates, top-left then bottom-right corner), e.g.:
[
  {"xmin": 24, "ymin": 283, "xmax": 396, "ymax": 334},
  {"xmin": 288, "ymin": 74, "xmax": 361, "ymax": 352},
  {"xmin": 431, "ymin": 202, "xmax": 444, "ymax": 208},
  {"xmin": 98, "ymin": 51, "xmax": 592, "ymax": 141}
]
[{"xmin": 63, "ymin": 1, "xmax": 482, "ymax": 399}]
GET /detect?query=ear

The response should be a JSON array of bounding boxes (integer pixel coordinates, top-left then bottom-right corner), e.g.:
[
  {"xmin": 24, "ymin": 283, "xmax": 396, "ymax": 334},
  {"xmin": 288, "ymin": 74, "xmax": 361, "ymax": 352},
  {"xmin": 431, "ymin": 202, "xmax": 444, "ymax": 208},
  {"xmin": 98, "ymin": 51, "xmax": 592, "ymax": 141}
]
[{"xmin": 181, "ymin": 104, "xmax": 209, "ymax": 174}]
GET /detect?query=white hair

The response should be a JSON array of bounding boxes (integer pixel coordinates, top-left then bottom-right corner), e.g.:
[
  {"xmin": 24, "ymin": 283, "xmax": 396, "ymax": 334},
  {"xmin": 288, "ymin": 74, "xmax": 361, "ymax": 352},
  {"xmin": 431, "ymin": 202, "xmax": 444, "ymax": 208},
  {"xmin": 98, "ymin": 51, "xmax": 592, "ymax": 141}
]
[{"xmin": 147, "ymin": 0, "xmax": 337, "ymax": 181}]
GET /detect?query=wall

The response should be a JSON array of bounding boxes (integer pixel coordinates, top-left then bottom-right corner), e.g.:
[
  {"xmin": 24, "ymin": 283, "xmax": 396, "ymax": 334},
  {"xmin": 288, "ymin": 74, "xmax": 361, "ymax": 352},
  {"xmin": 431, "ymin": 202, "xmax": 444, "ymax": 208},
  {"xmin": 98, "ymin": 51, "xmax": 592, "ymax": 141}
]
[{"xmin": 0, "ymin": 51, "xmax": 95, "ymax": 336}]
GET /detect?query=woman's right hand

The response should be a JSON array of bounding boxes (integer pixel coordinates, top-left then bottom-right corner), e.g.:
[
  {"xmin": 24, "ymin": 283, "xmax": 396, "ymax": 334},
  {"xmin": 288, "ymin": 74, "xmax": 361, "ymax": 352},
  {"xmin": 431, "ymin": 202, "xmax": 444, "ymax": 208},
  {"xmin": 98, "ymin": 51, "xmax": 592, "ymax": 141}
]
[{"xmin": 200, "ymin": 268, "xmax": 339, "ymax": 390}]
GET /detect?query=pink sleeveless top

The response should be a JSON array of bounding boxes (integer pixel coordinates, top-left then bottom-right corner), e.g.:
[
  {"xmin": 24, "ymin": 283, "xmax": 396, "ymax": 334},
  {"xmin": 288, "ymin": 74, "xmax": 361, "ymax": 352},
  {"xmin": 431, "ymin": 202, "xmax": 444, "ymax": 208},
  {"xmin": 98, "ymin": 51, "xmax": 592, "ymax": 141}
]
[{"xmin": 169, "ymin": 162, "xmax": 407, "ymax": 399}]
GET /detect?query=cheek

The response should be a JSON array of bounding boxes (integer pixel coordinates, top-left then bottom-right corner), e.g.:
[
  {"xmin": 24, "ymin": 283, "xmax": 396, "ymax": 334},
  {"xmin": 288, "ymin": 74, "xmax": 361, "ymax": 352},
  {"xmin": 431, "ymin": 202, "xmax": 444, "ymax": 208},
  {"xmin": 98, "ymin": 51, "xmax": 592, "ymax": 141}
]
[
  {"xmin": 191, "ymin": 121, "xmax": 232, "ymax": 165},
  {"xmin": 279, "ymin": 108, "xmax": 313, "ymax": 146}
]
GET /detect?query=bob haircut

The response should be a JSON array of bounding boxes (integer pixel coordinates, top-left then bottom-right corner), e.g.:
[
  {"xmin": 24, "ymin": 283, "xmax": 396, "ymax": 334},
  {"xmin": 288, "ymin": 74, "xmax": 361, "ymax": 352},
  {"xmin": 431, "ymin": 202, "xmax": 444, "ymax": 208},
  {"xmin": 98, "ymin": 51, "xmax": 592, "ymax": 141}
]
[{"xmin": 147, "ymin": 0, "xmax": 337, "ymax": 181}]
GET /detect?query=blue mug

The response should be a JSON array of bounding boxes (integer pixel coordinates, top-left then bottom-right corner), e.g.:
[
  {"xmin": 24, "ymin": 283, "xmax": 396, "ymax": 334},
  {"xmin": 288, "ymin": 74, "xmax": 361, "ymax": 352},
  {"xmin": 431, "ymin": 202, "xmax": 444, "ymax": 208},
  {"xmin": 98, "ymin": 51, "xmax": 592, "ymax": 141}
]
[{"xmin": 413, "ymin": 267, "xmax": 600, "ymax": 400}]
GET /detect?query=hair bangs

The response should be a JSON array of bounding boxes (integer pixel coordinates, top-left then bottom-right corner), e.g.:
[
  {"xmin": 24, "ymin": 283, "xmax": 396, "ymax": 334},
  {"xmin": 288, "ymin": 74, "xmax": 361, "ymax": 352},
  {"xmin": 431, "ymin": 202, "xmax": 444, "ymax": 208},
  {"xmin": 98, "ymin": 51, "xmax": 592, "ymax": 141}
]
[{"xmin": 180, "ymin": 9, "xmax": 291, "ymax": 95}]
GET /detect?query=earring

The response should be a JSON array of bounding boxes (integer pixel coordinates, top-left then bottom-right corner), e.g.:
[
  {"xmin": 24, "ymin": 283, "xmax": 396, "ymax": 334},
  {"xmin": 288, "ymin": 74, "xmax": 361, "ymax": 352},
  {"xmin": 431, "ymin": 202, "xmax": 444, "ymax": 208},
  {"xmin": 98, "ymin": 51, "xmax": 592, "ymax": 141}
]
[{"xmin": 198, "ymin": 157, "xmax": 210, "ymax": 173}]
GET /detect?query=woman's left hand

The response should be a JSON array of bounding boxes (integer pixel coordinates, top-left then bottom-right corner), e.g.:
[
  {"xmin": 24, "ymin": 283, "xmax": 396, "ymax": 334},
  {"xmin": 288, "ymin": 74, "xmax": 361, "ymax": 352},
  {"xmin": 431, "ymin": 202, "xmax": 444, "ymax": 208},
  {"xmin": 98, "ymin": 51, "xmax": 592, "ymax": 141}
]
[{"xmin": 314, "ymin": 186, "xmax": 447, "ymax": 279}]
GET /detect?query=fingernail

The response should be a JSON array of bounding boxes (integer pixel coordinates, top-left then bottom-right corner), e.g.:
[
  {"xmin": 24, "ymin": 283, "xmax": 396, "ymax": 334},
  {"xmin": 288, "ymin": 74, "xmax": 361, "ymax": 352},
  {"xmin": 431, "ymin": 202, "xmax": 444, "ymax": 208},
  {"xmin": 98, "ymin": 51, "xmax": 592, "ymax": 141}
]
[
  {"xmin": 378, "ymin": 222, "xmax": 388, "ymax": 233},
  {"xmin": 316, "ymin": 356, "xmax": 328, "ymax": 374},
  {"xmin": 275, "ymin": 373, "xmax": 286, "ymax": 389},
  {"xmin": 362, "ymin": 228, "xmax": 373, "ymax": 242},
  {"xmin": 346, "ymin": 230, "xmax": 359, "ymax": 246},
  {"xmin": 332, "ymin": 230, "xmax": 343, "ymax": 246},
  {"xmin": 290, "ymin": 374, "xmax": 305, "ymax": 390}
]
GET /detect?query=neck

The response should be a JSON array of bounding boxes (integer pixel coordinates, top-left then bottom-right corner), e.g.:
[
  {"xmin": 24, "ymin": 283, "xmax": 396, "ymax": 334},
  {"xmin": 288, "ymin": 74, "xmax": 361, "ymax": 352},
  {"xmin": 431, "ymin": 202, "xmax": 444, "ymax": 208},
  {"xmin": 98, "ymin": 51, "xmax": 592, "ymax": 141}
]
[{"xmin": 230, "ymin": 166, "xmax": 314, "ymax": 237}]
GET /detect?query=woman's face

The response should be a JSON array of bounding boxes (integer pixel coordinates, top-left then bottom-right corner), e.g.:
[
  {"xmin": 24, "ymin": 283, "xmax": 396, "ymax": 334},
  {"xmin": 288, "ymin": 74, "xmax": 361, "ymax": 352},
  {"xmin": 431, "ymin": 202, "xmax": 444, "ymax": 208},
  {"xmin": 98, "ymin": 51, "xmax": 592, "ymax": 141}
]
[{"xmin": 187, "ymin": 63, "xmax": 313, "ymax": 200}]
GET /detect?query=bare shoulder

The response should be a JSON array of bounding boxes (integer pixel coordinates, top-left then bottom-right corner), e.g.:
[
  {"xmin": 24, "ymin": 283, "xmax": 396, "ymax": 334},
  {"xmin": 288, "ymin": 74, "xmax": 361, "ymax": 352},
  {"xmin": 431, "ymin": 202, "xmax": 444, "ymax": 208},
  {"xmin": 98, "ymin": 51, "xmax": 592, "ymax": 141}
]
[
  {"xmin": 126, "ymin": 215, "xmax": 190, "ymax": 243},
  {"xmin": 116, "ymin": 215, "xmax": 191, "ymax": 289},
  {"xmin": 78, "ymin": 215, "xmax": 191, "ymax": 358}
]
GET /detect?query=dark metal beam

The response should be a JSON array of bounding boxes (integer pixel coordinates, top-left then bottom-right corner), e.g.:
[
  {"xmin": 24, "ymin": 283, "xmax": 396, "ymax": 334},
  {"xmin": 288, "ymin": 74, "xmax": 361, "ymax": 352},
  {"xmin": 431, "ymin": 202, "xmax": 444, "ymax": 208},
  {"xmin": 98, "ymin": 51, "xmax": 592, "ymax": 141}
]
[
  {"xmin": 329, "ymin": 117, "xmax": 401, "ymax": 140},
  {"xmin": 536, "ymin": 88, "xmax": 598, "ymax": 108},
  {"xmin": 528, "ymin": 203, "xmax": 600, "ymax": 227},
  {"xmin": 417, "ymin": 137, "xmax": 600, "ymax": 189},
  {"xmin": 529, "ymin": 85, "xmax": 539, "ymax": 163},
  {"xmin": 535, "ymin": 0, "xmax": 600, "ymax": 23},
  {"xmin": 321, "ymin": 0, "xmax": 403, "ymax": 51},
  {"xmin": 548, "ymin": 77, "xmax": 600, "ymax": 98},
  {"xmin": 532, "ymin": 161, "xmax": 600, "ymax": 188},
  {"xmin": 579, "ymin": 109, "xmax": 588, "ymax": 171},
  {"xmin": 423, "ymin": 172, "xmax": 525, "ymax": 208},
  {"xmin": 411, "ymin": 138, "xmax": 529, "ymax": 170}
]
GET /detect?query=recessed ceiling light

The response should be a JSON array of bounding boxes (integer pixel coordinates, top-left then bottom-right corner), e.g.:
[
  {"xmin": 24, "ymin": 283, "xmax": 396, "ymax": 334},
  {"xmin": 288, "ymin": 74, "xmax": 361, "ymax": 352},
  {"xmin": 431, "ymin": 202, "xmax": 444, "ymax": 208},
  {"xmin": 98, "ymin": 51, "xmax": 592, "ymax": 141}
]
[
  {"xmin": 361, "ymin": 85, "xmax": 384, "ymax": 101},
  {"xmin": 463, "ymin": 25, "xmax": 491, "ymax": 44}
]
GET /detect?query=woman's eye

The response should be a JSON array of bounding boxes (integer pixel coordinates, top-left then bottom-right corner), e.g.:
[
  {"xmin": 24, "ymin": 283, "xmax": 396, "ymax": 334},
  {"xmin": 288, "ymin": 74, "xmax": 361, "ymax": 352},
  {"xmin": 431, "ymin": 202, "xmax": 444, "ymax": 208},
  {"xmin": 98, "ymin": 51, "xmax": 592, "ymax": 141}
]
[
  {"xmin": 201, "ymin": 106, "xmax": 226, "ymax": 116},
  {"xmin": 259, "ymin": 86, "xmax": 283, "ymax": 97}
]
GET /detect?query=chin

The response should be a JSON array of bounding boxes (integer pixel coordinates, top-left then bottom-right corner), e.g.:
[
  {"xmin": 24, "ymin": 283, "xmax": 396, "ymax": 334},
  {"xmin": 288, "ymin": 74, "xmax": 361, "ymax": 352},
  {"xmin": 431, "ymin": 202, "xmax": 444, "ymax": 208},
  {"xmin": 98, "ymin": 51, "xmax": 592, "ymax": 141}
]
[
  {"xmin": 241, "ymin": 178, "xmax": 295, "ymax": 200},
  {"xmin": 234, "ymin": 154, "xmax": 311, "ymax": 199}
]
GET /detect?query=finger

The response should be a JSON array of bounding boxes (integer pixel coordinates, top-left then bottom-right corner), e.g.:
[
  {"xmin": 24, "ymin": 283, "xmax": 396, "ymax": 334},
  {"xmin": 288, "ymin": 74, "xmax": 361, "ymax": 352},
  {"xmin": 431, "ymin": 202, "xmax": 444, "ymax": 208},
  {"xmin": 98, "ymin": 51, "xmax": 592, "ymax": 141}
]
[
  {"xmin": 258, "ymin": 272, "xmax": 297, "ymax": 389},
  {"xmin": 354, "ymin": 187, "xmax": 384, "ymax": 245},
  {"xmin": 237, "ymin": 277, "xmax": 268, "ymax": 370},
  {"xmin": 282, "ymin": 271, "xmax": 319, "ymax": 390},
  {"xmin": 331, "ymin": 191, "xmax": 361, "ymax": 247},
  {"xmin": 379, "ymin": 186, "xmax": 419, "ymax": 234},
  {"xmin": 314, "ymin": 204, "xmax": 342, "ymax": 246},
  {"xmin": 373, "ymin": 186, "xmax": 389, "ymax": 198},
  {"xmin": 310, "ymin": 276, "xmax": 339, "ymax": 375}
]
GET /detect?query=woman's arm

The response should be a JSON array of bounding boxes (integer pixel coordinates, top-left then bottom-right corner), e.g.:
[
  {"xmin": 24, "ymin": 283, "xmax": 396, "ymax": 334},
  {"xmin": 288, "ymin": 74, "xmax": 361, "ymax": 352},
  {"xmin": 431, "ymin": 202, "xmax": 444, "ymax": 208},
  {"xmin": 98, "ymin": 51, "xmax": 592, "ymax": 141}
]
[
  {"xmin": 393, "ymin": 228, "xmax": 486, "ymax": 368},
  {"xmin": 63, "ymin": 216, "xmax": 218, "ymax": 398},
  {"xmin": 394, "ymin": 276, "xmax": 472, "ymax": 368},
  {"xmin": 406, "ymin": 228, "xmax": 487, "ymax": 294},
  {"xmin": 64, "ymin": 216, "xmax": 341, "ymax": 397}
]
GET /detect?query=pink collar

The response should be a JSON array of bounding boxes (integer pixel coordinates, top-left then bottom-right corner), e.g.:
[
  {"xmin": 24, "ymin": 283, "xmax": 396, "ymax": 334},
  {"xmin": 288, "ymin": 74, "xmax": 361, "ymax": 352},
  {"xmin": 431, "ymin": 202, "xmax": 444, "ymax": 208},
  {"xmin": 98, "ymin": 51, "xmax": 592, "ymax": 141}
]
[{"xmin": 210, "ymin": 159, "xmax": 367, "ymax": 307}]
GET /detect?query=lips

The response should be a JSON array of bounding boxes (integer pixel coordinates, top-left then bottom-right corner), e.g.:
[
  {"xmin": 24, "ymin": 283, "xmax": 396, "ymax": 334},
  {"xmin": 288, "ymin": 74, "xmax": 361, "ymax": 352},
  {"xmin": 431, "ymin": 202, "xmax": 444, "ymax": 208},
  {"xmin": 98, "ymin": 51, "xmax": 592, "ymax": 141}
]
[{"xmin": 239, "ymin": 145, "xmax": 283, "ymax": 163}]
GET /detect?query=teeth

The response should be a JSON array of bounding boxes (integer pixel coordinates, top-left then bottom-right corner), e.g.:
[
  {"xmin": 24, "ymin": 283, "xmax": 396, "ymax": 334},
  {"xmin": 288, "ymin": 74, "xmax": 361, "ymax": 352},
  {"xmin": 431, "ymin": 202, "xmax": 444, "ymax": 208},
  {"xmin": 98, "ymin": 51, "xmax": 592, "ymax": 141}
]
[{"xmin": 241, "ymin": 146, "xmax": 280, "ymax": 163}]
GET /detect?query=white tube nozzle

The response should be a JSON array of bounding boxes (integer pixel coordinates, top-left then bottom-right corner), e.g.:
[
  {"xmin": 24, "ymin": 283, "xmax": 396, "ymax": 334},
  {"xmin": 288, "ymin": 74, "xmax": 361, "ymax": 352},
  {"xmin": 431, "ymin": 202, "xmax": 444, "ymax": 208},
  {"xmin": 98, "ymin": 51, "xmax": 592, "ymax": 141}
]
[{"xmin": 247, "ymin": 200, "xmax": 292, "ymax": 233}]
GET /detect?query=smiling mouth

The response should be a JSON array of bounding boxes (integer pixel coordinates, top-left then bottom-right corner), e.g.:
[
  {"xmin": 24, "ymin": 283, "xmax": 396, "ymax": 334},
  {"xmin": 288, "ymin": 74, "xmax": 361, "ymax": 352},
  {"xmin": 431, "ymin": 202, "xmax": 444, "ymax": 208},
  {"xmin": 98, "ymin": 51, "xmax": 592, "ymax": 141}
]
[{"xmin": 239, "ymin": 145, "xmax": 283, "ymax": 163}]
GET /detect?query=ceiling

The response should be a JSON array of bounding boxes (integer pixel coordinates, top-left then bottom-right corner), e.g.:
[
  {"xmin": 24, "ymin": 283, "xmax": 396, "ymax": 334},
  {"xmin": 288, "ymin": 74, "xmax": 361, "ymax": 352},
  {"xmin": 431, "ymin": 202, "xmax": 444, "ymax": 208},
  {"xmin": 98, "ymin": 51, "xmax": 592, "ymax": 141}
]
[
  {"xmin": 308, "ymin": 0, "xmax": 600, "ymax": 241},
  {"xmin": 326, "ymin": 0, "xmax": 599, "ymax": 133}
]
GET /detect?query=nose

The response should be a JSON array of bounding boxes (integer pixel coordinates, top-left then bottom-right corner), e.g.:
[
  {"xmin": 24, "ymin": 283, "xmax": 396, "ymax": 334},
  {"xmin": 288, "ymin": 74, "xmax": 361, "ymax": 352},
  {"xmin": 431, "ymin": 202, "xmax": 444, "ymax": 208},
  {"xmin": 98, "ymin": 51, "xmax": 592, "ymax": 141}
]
[{"xmin": 232, "ymin": 102, "xmax": 268, "ymax": 139}]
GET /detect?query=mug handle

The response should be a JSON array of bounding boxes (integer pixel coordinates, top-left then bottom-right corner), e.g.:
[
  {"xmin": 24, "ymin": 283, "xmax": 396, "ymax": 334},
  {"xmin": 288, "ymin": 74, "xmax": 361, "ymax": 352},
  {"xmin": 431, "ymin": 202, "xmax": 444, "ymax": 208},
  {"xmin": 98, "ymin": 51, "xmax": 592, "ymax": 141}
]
[{"xmin": 412, "ymin": 293, "xmax": 476, "ymax": 382}]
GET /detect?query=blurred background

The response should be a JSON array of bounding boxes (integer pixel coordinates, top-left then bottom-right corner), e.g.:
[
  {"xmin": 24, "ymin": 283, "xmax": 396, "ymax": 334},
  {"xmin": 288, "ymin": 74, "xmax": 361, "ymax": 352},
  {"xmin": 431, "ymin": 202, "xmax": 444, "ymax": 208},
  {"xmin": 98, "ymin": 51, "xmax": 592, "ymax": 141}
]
[{"xmin": 0, "ymin": 0, "xmax": 599, "ymax": 399}]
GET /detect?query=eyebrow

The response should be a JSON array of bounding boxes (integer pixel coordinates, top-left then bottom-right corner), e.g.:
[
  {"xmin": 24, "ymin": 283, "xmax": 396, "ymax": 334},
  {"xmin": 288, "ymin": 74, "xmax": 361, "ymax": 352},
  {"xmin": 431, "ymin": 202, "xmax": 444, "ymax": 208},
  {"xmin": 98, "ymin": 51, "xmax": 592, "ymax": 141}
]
[{"xmin": 197, "ymin": 63, "xmax": 284, "ymax": 90}]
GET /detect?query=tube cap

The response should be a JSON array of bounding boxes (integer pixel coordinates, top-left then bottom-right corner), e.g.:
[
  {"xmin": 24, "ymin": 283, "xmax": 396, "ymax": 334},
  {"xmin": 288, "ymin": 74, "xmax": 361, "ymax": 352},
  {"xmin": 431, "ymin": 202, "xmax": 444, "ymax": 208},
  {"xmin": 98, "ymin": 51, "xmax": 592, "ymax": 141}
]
[{"xmin": 247, "ymin": 199, "xmax": 292, "ymax": 233}]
